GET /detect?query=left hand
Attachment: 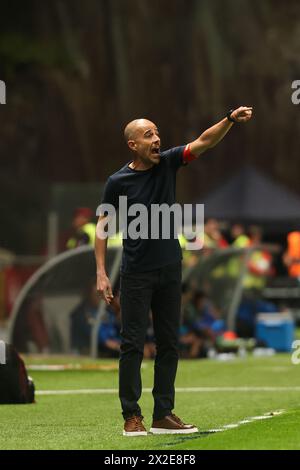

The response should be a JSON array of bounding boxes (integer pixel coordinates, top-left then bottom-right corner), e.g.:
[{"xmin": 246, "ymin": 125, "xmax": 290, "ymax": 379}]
[{"xmin": 231, "ymin": 106, "xmax": 253, "ymax": 123}]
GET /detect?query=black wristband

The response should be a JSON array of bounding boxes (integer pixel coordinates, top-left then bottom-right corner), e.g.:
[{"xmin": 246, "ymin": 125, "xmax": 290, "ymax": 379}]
[{"xmin": 227, "ymin": 110, "xmax": 237, "ymax": 123}]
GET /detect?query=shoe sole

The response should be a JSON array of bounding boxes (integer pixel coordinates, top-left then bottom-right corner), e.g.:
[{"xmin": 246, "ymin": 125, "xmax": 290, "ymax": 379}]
[
  {"xmin": 123, "ymin": 431, "xmax": 148, "ymax": 437},
  {"xmin": 149, "ymin": 427, "xmax": 198, "ymax": 435}
]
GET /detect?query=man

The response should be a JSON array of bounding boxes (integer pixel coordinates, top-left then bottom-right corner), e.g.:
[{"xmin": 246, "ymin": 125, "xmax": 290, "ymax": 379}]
[
  {"xmin": 231, "ymin": 223, "xmax": 251, "ymax": 248},
  {"xmin": 284, "ymin": 231, "xmax": 300, "ymax": 279},
  {"xmin": 204, "ymin": 218, "xmax": 228, "ymax": 250},
  {"xmin": 66, "ymin": 207, "xmax": 96, "ymax": 249},
  {"xmin": 95, "ymin": 107, "xmax": 253, "ymax": 436}
]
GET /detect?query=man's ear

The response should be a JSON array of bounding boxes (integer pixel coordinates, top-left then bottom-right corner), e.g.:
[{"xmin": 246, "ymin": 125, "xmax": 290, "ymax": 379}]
[{"xmin": 127, "ymin": 140, "xmax": 136, "ymax": 151}]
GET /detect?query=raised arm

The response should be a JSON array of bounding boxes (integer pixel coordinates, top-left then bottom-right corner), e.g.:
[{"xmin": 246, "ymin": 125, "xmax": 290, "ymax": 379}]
[{"xmin": 188, "ymin": 106, "xmax": 253, "ymax": 158}]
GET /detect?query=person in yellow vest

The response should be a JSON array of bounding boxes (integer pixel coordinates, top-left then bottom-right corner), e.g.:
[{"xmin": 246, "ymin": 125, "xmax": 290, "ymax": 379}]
[
  {"xmin": 204, "ymin": 219, "xmax": 228, "ymax": 250},
  {"xmin": 66, "ymin": 207, "xmax": 96, "ymax": 249},
  {"xmin": 231, "ymin": 223, "xmax": 251, "ymax": 248},
  {"xmin": 227, "ymin": 223, "xmax": 251, "ymax": 279},
  {"xmin": 228, "ymin": 224, "xmax": 273, "ymax": 289},
  {"xmin": 244, "ymin": 225, "xmax": 273, "ymax": 290},
  {"xmin": 283, "ymin": 231, "xmax": 300, "ymax": 279}
]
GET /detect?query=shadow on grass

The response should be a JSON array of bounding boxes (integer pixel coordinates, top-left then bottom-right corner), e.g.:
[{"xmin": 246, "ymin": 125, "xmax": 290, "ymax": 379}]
[{"xmin": 160, "ymin": 430, "xmax": 219, "ymax": 447}]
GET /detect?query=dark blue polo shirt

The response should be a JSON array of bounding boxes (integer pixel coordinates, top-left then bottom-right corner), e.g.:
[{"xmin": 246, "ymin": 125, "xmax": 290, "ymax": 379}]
[{"xmin": 101, "ymin": 146, "xmax": 186, "ymax": 273}]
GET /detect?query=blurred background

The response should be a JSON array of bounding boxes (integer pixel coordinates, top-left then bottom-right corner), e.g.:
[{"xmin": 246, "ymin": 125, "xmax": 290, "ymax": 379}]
[{"xmin": 1, "ymin": 0, "xmax": 300, "ymax": 358}]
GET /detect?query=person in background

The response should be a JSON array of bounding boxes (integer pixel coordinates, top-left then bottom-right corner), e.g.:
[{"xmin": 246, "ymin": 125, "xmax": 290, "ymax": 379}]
[
  {"xmin": 179, "ymin": 233, "xmax": 204, "ymax": 268},
  {"xmin": 98, "ymin": 292, "xmax": 121, "ymax": 358},
  {"xmin": 191, "ymin": 290, "xmax": 224, "ymax": 338},
  {"xmin": 180, "ymin": 287, "xmax": 224, "ymax": 358},
  {"xmin": 236, "ymin": 293, "xmax": 277, "ymax": 338},
  {"xmin": 204, "ymin": 219, "xmax": 228, "ymax": 250},
  {"xmin": 71, "ymin": 281, "xmax": 121, "ymax": 356},
  {"xmin": 179, "ymin": 283, "xmax": 203, "ymax": 358},
  {"xmin": 231, "ymin": 223, "xmax": 250, "ymax": 248},
  {"xmin": 248, "ymin": 225, "xmax": 262, "ymax": 247},
  {"xmin": 66, "ymin": 207, "xmax": 96, "ymax": 250},
  {"xmin": 71, "ymin": 281, "xmax": 99, "ymax": 354},
  {"xmin": 227, "ymin": 223, "xmax": 251, "ymax": 281},
  {"xmin": 13, "ymin": 293, "xmax": 50, "ymax": 354},
  {"xmin": 283, "ymin": 231, "xmax": 300, "ymax": 280},
  {"xmin": 243, "ymin": 226, "xmax": 274, "ymax": 290}
]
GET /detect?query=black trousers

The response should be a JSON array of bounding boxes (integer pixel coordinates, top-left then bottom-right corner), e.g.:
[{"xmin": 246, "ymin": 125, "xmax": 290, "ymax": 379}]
[{"xmin": 119, "ymin": 261, "xmax": 182, "ymax": 421}]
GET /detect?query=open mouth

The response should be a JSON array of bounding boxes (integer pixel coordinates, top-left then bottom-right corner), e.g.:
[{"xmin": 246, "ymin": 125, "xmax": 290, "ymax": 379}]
[{"xmin": 151, "ymin": 147, "xmax": 160, "ymax": 155}]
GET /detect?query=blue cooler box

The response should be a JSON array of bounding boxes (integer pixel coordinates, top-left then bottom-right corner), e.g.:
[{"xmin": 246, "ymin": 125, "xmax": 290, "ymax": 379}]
[{"xmin": 256, "ymin": 313, "xmax": 295, "ymax": 352}]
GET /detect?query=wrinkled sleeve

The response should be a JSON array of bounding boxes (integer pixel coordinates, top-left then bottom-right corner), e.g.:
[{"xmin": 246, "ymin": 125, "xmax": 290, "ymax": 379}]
[{"xmin": 161, "ymin": 146, "xmax": 187, "ymax": 172}]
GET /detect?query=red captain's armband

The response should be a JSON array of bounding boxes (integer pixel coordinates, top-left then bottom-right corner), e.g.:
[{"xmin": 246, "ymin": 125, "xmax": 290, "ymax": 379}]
[{"xmin": 183, "ymin": 144, "xmax": 198, "ymax": 163}]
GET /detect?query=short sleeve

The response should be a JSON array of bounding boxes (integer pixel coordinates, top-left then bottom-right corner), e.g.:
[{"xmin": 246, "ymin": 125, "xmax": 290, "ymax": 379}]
[
  {"xmin": 160, "ymin": 146, "xmax": 186, "ymax": 172},
  {"xmin": 101, "ymin": 177, "xmax": 120, "ymax": 210}
]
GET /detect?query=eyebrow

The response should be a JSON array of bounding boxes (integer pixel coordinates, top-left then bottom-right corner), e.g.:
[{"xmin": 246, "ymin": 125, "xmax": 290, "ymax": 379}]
[{"xmin": 144, "ymin": 128, "xmax": 159, "ymax": 136}]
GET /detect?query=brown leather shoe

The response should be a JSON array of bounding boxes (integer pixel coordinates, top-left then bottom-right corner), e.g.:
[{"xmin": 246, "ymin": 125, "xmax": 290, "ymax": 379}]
[
  {"xmin": 123, "ymin": 415, "xmax": 148, "ymax": 437},
  {"xmin": 150, "ymin": 413, "xmax": 198, "ymax": 434}
]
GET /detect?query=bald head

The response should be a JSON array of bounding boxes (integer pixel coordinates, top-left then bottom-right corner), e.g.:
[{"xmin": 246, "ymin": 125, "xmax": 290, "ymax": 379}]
[
  {"xmin": 124, "ymin": 119, "xmax": 157, "ymax": 143},
  {"xmin": 123, "ymin": 119, "xmax": 161, "ymax": 165}
]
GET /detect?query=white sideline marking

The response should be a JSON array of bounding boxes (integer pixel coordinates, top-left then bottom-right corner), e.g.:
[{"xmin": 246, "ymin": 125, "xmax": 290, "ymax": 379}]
[
  {"xmin": 207, "ymin": 410, "xmax": 285, "ymax": 434},
  {"xmin": 27, "ymin": 363, "xmax": 146, "ymax": 371},
  {"xmin": 36, "ymin": 387, "xmax": 300, "ymax": 396},
  {"xmin": 222, "ymin": 424, "xmax": 240, "ymax": 429},
  {"xmin": 176, "ymin": 386, "xmax": 300, "ymax": 392},
  {"xmin": 37, "ymin": 389, "xmax": 118, "ymax": 395}
]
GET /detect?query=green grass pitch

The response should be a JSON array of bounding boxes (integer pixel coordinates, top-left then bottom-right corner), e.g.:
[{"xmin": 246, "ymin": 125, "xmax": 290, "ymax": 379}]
[{"xmin": 0, "ymin": 354, "xmax": 300, "ymax": 450}]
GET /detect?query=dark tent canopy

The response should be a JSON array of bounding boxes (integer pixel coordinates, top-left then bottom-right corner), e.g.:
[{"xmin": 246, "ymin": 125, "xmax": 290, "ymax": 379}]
[{"xmin": 201, "ymin": 166, "xmax": 300, "ymax": 224}]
